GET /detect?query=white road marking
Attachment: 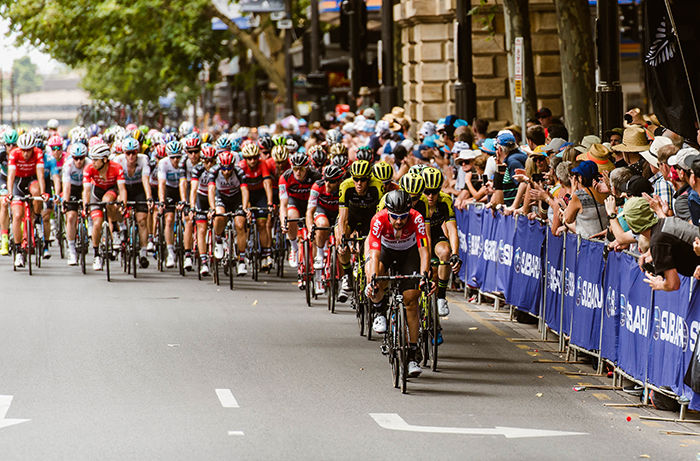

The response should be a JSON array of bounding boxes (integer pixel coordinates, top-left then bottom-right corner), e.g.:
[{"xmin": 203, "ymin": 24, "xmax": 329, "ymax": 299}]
[
  {"xmin": 215, "ymin": 389, "xmax": 240, "ymax": 408},
  {"xmin": 228, "ymin": 431, "xmax": 245, "ymax": 436},
  {"xmin": 369, "ymin": 413, "xmax": 587, "ymax": 439},
  {"xmin": 0, "ymin": 395, "xmax": 30, "ymax": 430}
]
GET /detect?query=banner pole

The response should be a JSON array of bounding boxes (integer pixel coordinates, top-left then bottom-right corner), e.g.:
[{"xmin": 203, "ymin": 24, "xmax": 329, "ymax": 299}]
[
  {"xmin": 643, "ymin": 287, "xmax": 655, "ymax": 406},
  {"xmin": 596, "ymin": 255, "xmax": 608, "ymax": 374},
  {"xmin": 565, "ymin": 235, "xmax": 580, "ymax": 361},
  {"xmin": 559, "ymin": 233, "xmax": 566, "ymax": 352},
  {"xmin": 540, "ymin": 228, "xmax": 548, "ymax": 340}
]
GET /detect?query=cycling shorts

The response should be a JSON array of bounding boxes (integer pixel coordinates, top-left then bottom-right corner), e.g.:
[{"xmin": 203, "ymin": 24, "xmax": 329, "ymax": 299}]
[
  {"xmin": 345, "ymin": 216, "xmax": 372, "ymax": 237},
  {"xmin": 64, "ymin": 189, "xmax": 83, "ymax": 212},
  {"xmin": 125, "ymin": 184, "xmax": 149, "ymax": 213},
  {"xmin": 287, "ymin": 195, "xmax": 307, "ymax": 216},
  {"xmin": 194, "ymin": 193, "xmax": 210, "ymax": 223},
  {"xmin": 379, "ymin": 245, "xmax": 421, "ymax": 292},
  {"xmin": 12, "ymin": 176, "xmax": 38, "ymax": 199},
  {"xmin": 215, "ymin": 192, "xmax": 243, "ymax": 215},
  {"xmin": 430, "ymin": 228, "xmax": 449, "ymax": 250},
  {"xmin": 249, "ymin": 190, "xmax": 270, "ymax": 219},
  {"xmin": 162, "ymin": 185, "xmax": 180, "ymax": 212},
  {"xmin": 313, "ymin": 205, "xmax": 338, "ymax": 226}
]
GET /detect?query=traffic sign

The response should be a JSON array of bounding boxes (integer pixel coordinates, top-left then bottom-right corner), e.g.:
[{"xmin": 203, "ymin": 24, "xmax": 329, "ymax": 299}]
[
  {"xmin": 514, "ymin": 37, "xmax": 523, "ymax": 103},
  {"xmin": 277, "ymin": 19, "xmax": 293, "ymax": 29}
]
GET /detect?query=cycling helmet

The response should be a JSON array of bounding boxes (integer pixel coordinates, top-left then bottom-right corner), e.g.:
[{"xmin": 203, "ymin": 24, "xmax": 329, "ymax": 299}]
[
  {"xmin": 285, "ymin": 138, "xmax": 299, "ymax": 153},
  {"xmin": 372, "ymin": 161, "xmax": 393, "ymax": 182},
  {"xmin": 331, "ymin": 155, "xmax": 349, "ymax": 169},
  {"xmin": 271, "ymin": 145, "xmax": 289, "ymax": 163},
  {"xmin": 350, "ymin": 159, "xmax": 371, "ymax": 178},
  {"xmin": 0, "ymin": 143, "xmax": 5, "ymax": 155},
  {"xmin": 130, "ymin": 128, "xmax": 145, "ymax": 146},
  {"xmin": 35, "ymin": 137, "xmax": 46, "ymax": 150},
  {"xmin": 102, "ymin": 130, "xmax": 115, "ymax": 145},
  {"xmin": 356, "ymin": 146, "xmax": 374, "ymax": 163},
  {"xmin": 241, "ymin": 142, "xmax": 260, "ymax": 159},
  {"xmin": 17, "ymin": 133, "xmax": 36, "ymax": 150},
  {"xmin": 88, "ymin": 136, "xmax": 104, "ymax": 148},
  {"xmin": 290, "ymin": 152, "xmax": 310, "ymax": 168},
  {"xmin": 178, "ymin": 121, "xmax": 194, "ymax": 138},
  {"xmin": 201, "ymin": 145, "xmax": 217, "ymax": 159},
  {"xmin": 329, "ymin": 143, "xmax": 348, "ymax": 158},
  {"xmin": 272, "ymin": 134, "xmax": 286, "ymax": 147},
  {"xmin": 309, "ymin": 145, "xmax": 327, "ymax": 169},
  {"xmin": 201, "ymin": 132, "xmax": 214, "ymax": 144},
  {"xmin": 68, "ymin": 142, "xmax": 88, "ymax": 158},
  {"xmin": 4, "ymin": 129, "xmax": 18, "ymax": 145},
  {"xmin": 165, "ymin": 140, "xmax": 182, "ymax": 157},
  {"xmin": 384, "ymin": 190, "xmax": 412, "ymax": 215},
  {"xmin": 139, "ymin": 125, "xmax": 149, "ymax": 135},
  {"xmin": 163, "ymin": 132, "xmax": 177, "ymax": 144},
  {"xmin": 408, "ymin": 164, "xmax": 428, "ymax": 175},
  {"xmin": 184, "ymin": 133, "xmax": 201, "ymax": 151},
  {"xmin": 88, "ymin": 123, "xmax": 100, "ymax": 138},
  {"xmin": 154, "ymin": 144, "xmax": 167, "ymax": 159},
  {"xmin": 399, "ymin": 173, "xmax": 425, "ymax": 196},
  {"xmin": 323, "ymin": 164, "xmax": 345, "ymax": 182},
  {"xmin": 421, "ymin": 167, "xmax": 444, "ymax": 190},
  {"xmin": 325, "ymin": 129, "xmax": 343, "ymax": 145},
  {"xmin": 47, "ymin": 119, "xmax": 59, "ymax": 130},
  {"xmin": 89, "ymin": 143, "xmax": 111, "ymax": 160},
  {"xmin": 218, "ymin": 151, "xmax": 234, "ymax": 167},
  {"xmin": 122, "ymin": 137, "xmax": 140, "ymax": 153},
  {"xmin": 257, "ymin": 135, "xmax": 274, "ymax": 153},
  {"xmin": 215, "ymin": 136, "xmax": 231, "ymax": 152}
]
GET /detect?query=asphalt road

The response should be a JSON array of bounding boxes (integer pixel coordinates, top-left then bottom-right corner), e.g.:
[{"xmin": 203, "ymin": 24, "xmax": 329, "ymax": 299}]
[{"xmin": 1, "ymin": 256, "xmax": 698, "ymax": 460}]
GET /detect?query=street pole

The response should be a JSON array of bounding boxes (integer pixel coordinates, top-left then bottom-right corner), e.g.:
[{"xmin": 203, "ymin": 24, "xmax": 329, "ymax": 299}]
[
  {"xmin": 596, "ymin": 0, "xmax": 623, "ymax": 138},
  {"xmin": 285, "ymin": 0, "xmax": 295, "ymax": 116},
  {"xmin": 379, "ymin": 0, "xmax": 397, "ymax": 115},
  {"xmin": 454, "ymin": 0, "xmax": 477, "ymax": 122},
  {"xmin": 309, "ymin": 0, "xmax": 324, "ymax": 122},
  {"xmin": 344, "ymin": 0, "xmax": 362, "ymax": 112}
]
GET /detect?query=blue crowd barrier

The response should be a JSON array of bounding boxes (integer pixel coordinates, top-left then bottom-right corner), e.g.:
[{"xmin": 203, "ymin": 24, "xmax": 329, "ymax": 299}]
[{"xmin": 455, "ymin": 206, "xmax": 700, "ymax": 410}]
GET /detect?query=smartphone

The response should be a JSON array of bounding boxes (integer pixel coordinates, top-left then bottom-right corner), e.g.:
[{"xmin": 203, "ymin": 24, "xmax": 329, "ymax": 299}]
[
  {"xmin": 497, "ymin": 164, "xmax": 507, "ymax": 174},
  {"xmin": 624, "ymin": 113, "xmax": 633, "ymax": 124},
  {"xmin": 531, "ymin": 173, "xmax": 544, "ymax": 183},
  {"xmin": 482, "ymin": 174, "xmax": 488, "ymax": 184}
]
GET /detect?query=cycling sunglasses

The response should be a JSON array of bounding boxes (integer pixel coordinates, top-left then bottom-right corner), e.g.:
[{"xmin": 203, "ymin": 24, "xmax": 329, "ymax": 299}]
[
  {"xmin": 292, "ymin": 166, "xmax": 306, "ymax": 171},
  {"xmin": 73, "ymin": 155, "xmax": 87, "ymax": 161},
  {"xmin": 388, "ymin": 211, "xmax": 410, "ymax": 220},
  {"xmin": 51, "ymin": 146, "xmax": 62, "ymax": 151},
  {"xmin": 125, "ymin": 150, "xmax": 139, "ymax": 156},
  {"xmin": 220, "ymin": 165, "xmax": 234, "ymax": 171},
  {"xmin": 352, "ymin": 177, "xmax": 369, "ymax": 183},
  {"xmin": 424, "ymin": 188, "xmax": 440, "ymax": 195}
]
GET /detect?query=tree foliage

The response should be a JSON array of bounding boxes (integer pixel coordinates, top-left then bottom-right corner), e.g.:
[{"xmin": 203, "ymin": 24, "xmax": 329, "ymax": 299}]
[{"xmin": 11, "ymin": 57, "xmax": 42, "ymax": 96}]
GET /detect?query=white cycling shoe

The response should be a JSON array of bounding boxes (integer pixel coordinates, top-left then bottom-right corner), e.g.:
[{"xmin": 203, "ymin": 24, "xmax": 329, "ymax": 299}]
[
  {"xmin": 14, "ymin": 252, "xmax": 25, "ymax": 268},
  {"xmin": 437, "ymin": 298, "xmax": 450, "ymax": 317},
  {"xmin": 408, "ymin": 361, "xmax": 422, "ymax": 378},
  {"xmin": 214, "ymin": 242, "xmax": 224, "ymax": 260},
  {"xmin": 67, "ymin": 250, "xmax": 78, "ymax": 266},
  {"xmin": 288, "ymin": 248, "xmax": 298, "ymax": 268},
  {"xmin": 237, "ymin": 261, "xmax": 248, "ymax": 276},
  {"xmin": 373, "ymin": 315, "xmax": 387, "ymax": 334},
  {"xmin": 92, "ymin": 255, "xmax": 103, "ymax": 271},
  {"xmin": 184, "ymin": 256, "xmax": 193, "ymax": 271},
  {"xmin": 313, "ymin": 255, "xmax": 324, "ymax": 270},
  {"xmin": 337, "ymin": 275, "xmax": 351, "ymax": 303},
  {"xmin": 166, "ymin": 253, "xmax": 175, "ymax": 268}
]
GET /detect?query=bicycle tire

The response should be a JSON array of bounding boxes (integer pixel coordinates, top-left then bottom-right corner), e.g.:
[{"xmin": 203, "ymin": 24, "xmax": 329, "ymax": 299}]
[
  {"xmin": 328, "ymin": 245, "xmax": 337, "ymax": 314},
  {"xmin": 79, "ymin": 221, "xmax": 86, "ymax": 275},
  {"xmin": 176, "ymin": 217, "xmax": 185, "ymax": 276},
  {"xmin": 57, "ymin": 209, "xmax": 65, "ymax": 259},
  {"xmin": 303, "ymin": 238, "xmax": 312, "ymax": 307},
  {"xmin": 389, "ymin": 309, "xmax": 399, "ymax": 389},
  {"xmin": 275, "ymin": 225, "xmax": 285, "ymax": 278},
  {"xmin": 131, "ymin": 222, "xmax": 139, "ymax": 279},
  {"xmin": 399, "ymin": 304, "xmax": 408, "ymax": 394},
  {"xmin": 421, "ymin": 295, "xmax": 430, "ymax": 368},
  {"xmin": 35, "ymin": 220, "xmax": 42, "ymax": 269},
  {"xmin": 250, "ymin": 222, "xmax": 259, "ymax": 281},
  {"xmin": 210, "ymin": 227, "xmax": 220, "ymax": 286},
  {"xmin": 365, "ymin": 297, "xmax": 373, "ymax": 341},
  {"xmin": 156, "ymin": 214, "xmax": 165, "ymax": 272},
  {"xmin": 26, "ymin": 213, "xmax": 33, "ymax": 276},
  {"xmin": 11, "ymin": 239, "xmax": 16, "ymax": 272},
  {"xmin": 431, "ymin": 295, "xmax": 440, "ymax": 371},
  {"xmin": 227, "ymin": 225, "xmax": 234, "ymax": 291},
  {"xmin": 103, "ymin": 223, "xmax": 111, "ymax": 282}
]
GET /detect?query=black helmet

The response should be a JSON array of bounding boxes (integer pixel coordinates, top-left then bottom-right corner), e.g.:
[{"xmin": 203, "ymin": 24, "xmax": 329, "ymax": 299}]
[
  {"xmin": 384, "ymin": 190, "xmax": 412, "ymax": 215},
  {"xmin": 323, "ymin": 164, "xmax": 345, "ymax": 182},
  {"xmin": 258, "ymin": 135, "xmax": 274, "ymax": 152},
  {"xmin": 356, "ymin": 146, "xmax": 374, "ymax": 163}
]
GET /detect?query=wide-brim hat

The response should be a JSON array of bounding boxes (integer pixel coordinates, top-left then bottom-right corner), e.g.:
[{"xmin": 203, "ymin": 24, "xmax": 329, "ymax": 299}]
[
  {"xmin": 612, "ymin": 127, "xmax": 651, "ymax": 153},
  {"xmin": 575, "ymin": 134, "xmax": 602, "ymax": 153},
  {"xmin": 639, "ymin": 136, "xmax": 673, "ymax": 168},
  {"xmin": 576, "ymin": 143, "xmax": 615, "ymax": 172}
]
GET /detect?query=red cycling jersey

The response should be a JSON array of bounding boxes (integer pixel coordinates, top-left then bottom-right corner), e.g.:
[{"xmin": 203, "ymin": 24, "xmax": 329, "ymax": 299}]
[
  {"xmin": 239, "ymin": 159, "xmax": 271, "ymax": 192},
  {"xmin": 83, "ymin": 161, "xmax": 125, "ymax": 190},
  {"xmin": 308, "ymin": 180, "xmax": 339, "ymax": 212},
  {"xmin": 278, "ymin": 168, "xmax": 321, "ymax": 201},
  {"xmin": 8, "ymin": 147, "xmax": 44, "ymax": 178},
  {"xmin": 368, "ymin": 208, "xmax": 428, "ymax": 251}
]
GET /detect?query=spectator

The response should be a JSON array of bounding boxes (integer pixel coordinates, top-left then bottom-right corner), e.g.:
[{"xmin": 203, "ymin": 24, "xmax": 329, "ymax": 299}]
[
  {"xmin": 472, "ymin": 118, "xmax": 489, "ymax": 147},
  {"xmin": 562, "ymin": 160, "xmax": 609, "ymax": 238},
  {"xmin": 604, "ymin": 128, "xmax": 623, "ymax": 147},
  {"xmin": 640, "ymin": 136, "xmax": 675, "ymax": 209},
  {"xmin": 611, "ymin": 126, "xmax": 650, "ymax": 174},
  {"xmin": 625, "ymin": 197, "xmax": 700, "ymax": 290},
  {"xmin": 546, "ymin": 123, "xmax": 569, "ymax": 143},
  {"xmin": 576, "ymin": 144, "xmax": 615, "ymax": 172},
  {"xmin": 490, "ymin": 131, "xmax": 527, "ymax": 209},
  {"xmin": 525, "ymin": 125, "xmax": 546, "ymax": 152},
  {"xmin": 605, "ymin": 167, "xmax": 636, "ymax": 250},
  {"xmin": 535, "ymin": 107, "xmax": 553, "ymax": 129},
  {"xmin": 574, "ymin": 135, "xmax": 602, "ymax": 154},
  {"xmin": 666, "ymin": 148, "xmax": 698, "ymax": 221}
]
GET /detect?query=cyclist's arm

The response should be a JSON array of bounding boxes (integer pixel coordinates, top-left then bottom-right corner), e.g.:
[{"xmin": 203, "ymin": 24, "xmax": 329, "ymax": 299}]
[
  {"xmin": 336, "ymin": 207, "xmax": 348, "ymax": 242},
  {"xmin": 366, "ymin": 248, "xmax": 380, "ymax": 286},
  {"xmin": 158, "ymin": 178, "xmax": 166, "ymax": 203},
  {"xmin": 118, "ymin": 182, "xmax": 127, "ymax": 205},
  {"xmin": 178, "ymin": 177, "xmax": 187, "ymax": 202},
  {"xmin": 62, "ymin": 180, "xmax": 71, "ymax": 202},
  {"xmin": 82, "ymin": 181, "xmax": 92, "ymax": 207},
  {"xmin": 306, "ymin": 187, "xmax": 319, "ymax": 231},
  {"xmin": 207, "ymin": 182, "xmax": 216, "ymax": 210},
  {"xmin": 6, "ymin": 167, "xmax": 15, "ymax": 197},
  {"xmin": 142, "ymin": 173, "xmax": 153, "ymax": 201},
  {"xmin": 278, "ymin": 176, "xmax": 288, "ymax": 223},
  {"xmin": 37, "ymin": 165, "xmax": 46, "ymax": 196},
  {"xmin": 445, "ymin": 220, "xmax": 459, "ymax": 256},
  {"xmin": 418, "ymin": 245, "xmax": 431, "ymax": 275},
  {"xmin": 52, "ymin": 173, "xmax": 61, "ymax": 198},
  {"xmin": 263, "ymin": 177, "xmax": 273, "ymax": 206},
  {"xmin": 241, "ymin": 184, "xmax": 250, "ymax": 210},
  {"xmin": 189, "ymin": 179, "xmax": 198, "ymax": 209}
]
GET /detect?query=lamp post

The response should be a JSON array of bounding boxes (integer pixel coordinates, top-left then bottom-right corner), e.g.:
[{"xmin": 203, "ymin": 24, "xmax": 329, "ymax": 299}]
[
  {"xmin": 454, "ymin": 0, "xmax": 477, "ymax": 122},
  {"xmin": 379, "ymin": 0, "xmax": 397, "ymax": 115},
  {"xmin": 596, "ymin": 0, "xmax": 623, "ymax": 138}
]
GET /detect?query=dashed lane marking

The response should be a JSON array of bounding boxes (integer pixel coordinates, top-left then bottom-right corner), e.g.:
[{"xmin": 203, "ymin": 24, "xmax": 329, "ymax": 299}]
[{"xmin": 215, "ymin": 389, "xmax": 239, "ymax": 408}]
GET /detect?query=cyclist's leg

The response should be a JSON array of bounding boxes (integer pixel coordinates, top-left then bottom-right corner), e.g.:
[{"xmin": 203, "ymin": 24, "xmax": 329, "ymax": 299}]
[
  {"xmin": 313, "ymin": 213, "xmax": 330, "ymax": 250},
  {"xmin": 0, "ymin": 175, "xmax": 9, "ymax": 245},
  {"xmin": 213, "ymin": 206, "xmax": 226, "ymax": 237},
  {"xmin": 434, "ymin": 239, "xmax": 451, "ymax": 301},
  {"xmin": 234, "ymin": 214, "xmax": 247, "ymax": 256}
]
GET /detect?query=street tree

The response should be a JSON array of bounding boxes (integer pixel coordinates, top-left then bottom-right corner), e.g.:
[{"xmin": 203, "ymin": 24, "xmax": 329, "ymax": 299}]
[{"xmin": 11, "ymin": 56, "xmax": 42, "ymax": 125}]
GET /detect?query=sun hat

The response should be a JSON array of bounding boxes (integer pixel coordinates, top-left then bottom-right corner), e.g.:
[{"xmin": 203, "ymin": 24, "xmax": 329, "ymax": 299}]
[
  {"xmin": 639, "ymin": 136, "xmax": 673, "ymax": 168},
  {"xmin": 576, "ymin": 144, "xmax": 615, "ymax": 172},
  {"xmin": 612, "ymin": 126, "xmax": 651, "ymax": 153},
  {"xmin": 623, "ymin": 197, "xmax": 658, "ymax": 234},
  {"xmin": 575, "ymin": 134, "xmax": 602, "ymax": 153}
]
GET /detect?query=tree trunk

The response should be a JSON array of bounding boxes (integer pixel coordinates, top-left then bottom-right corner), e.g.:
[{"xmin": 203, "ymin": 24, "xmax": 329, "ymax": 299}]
[
  {"xmin": 209, "ymin": 3, "xmax": 288, "ymax": 102},
  {"xmin": 503, "ymin": 0, "xmax": 537, "ymax": 125},
  {"xmin": 554, "ymin": 0, "xmax": 596, "ymax": 142}
]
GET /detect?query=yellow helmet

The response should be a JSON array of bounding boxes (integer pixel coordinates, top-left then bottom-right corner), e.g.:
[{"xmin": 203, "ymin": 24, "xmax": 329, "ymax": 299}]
[
  {"xmin": 421, "ymin": 167, "xmax": 443, "ymax": 190},
  {"xmin": 399, "ymin": 173, "xmax": 425, "ymax": 196},
  {"xmin": 350, "ymin": 159, "xmax": 371, "ymax": 178},
  {"xmin": 329, "ymin": 143, "xmax": 348, "ymax": 158},
  {"xmin": 271, "ymin": 145, "xmax": 289, "ymax": 163},
  {"xmin": 372, "ymin": 161, "xmax": 393, "ymax": 182},
  {"xmin": 241, "ymin": 142, "xmax": 260, "ymax": 158}
]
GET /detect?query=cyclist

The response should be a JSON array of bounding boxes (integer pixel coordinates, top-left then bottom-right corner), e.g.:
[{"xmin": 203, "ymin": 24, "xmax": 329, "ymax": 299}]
[
  {"xmin": 266, "ymin": 144, "xmax": 290, "ymax": 249},
  {"xmin": 372, "ymin": 161, "xmax": 398, "ymax": 192},
  {"xmin": 279, "ymin": 151, "xmax": 321, "ymax": 268},
  {"xmin": 39, "ymin": 135, "xmax": 62, "ymax": 259},
  {"xmin": 147, "ymin": 143, "xmax": 166, "ymax": 252},
  {"xmin": 366, "ymin": 189, "xmax": 432, "ymax": 378},
  {"xmin": 239, "ymin": 142, "xmax": 275, "ymax": 271},
  {"xmin": 258, "ymin": 135, "xmax": 274, "ymax": 160},
  {"xmin": 308, "ymin": 144, "xmax": 328, "ymax": 171},
  {"xmin": 306, "ymin": 164, "xmax": 344, "ymax": 294},
  {"xmin": 421, "ymin": 167, "xmax": 461, "ymax": 317},
  {"xmin": 0, "ymin": 142, "xmax": 9, "ymax": 255},
  {"xmin": 190, "ymin": 145, "xmax": 217, "ymax": 276},
  {"xmin": 82, "ymin": 143, "xmax": 127, "ymax": 271},
  {"xmin": 335, "ymin": 159, "xmax": 384, "ymax": 302},
  {"xmin": 115, "ymin": 137, "xmax": 153, "ymax": 268},
  {"xmin": 6, "ymin": 133, "xmax": 47, "ymax": 268},
  {"xmin": 355, "ymin": 145, "xmax": 375, "ymax": 164},
  {"xmin": 157, "ymin": 140, "xmax": 187, "ymax": 269},
  {"xmin": 208, "ymin": 150, "xmax": 248, "ymax": 275},
  {"xmin": 180, "ymin": 133, "xmax": 202, "ymax": 271},
  {"xmin": 62, "ymin": 142, "xmax": 90, "ymax": 265},
  {"xmin": 377, "ymin": 172, "xmax": 430, "ymax": 226}
]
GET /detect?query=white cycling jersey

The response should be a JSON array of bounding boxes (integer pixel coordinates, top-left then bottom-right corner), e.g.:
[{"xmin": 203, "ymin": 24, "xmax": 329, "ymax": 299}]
[{"xmin": 115, "ymin": 153, "xmax": 150, "ymax": 186}]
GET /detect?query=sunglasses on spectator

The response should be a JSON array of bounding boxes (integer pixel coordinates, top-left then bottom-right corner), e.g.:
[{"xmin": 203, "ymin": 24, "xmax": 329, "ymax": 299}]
[
  {"xmin": 353, "ymin": 177, "xmax": 369, "ymax": 183},
  {"xmin": 389, "ymin": 211, "xmax": 410, "ymax": 220}
]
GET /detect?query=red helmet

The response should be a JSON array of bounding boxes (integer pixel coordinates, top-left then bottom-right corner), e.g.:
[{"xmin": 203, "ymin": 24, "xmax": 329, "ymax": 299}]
[
  {"xmin": 218, "ymin": 150, "xmax": 234, "ymax": 167},
  {"xmin": 48, "ymin": 135, "xmax": 63, "ymax": 148},
  {"xmin": 154, "ymin": 144, "xmax": 167, "ymax": 159},
  {"xmin": 184, "ymin": 134, "xmax": 201, "ymax": 151},
  {"xmin": 201, "ymin": 145, "xmax": 217, "ymax": 159}
]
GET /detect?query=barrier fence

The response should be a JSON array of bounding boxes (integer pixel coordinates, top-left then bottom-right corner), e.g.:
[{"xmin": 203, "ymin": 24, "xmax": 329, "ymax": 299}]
[{"xmin": 456, "ymin": 205, "xmax": 700, "ymax": 412}]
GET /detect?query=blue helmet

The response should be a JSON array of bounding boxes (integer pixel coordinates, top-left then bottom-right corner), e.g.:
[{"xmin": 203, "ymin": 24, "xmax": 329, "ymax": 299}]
[
  {"xmin": 122, "ymin": 137, "xmax": 140, "ymax": 153},
  {"xmin": 88, "ymin": 123, "xmax": 100, "ymax": 138},
  {"xmin": 165, "ymin": 140, "xmax": 182, "ymax": 157},
  {"xmin": 215, "ymin": 136, "xmax": 230, "ymax": 152},
  {"xmin": 68, "ymin": 142, "xmax": 88, "ymax": 158}
]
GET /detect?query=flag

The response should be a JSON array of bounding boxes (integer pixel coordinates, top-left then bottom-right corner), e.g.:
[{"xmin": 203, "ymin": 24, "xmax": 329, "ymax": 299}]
[{"xmin": 643, "ymin": 0, "xmax": 700, "ymax": 141}]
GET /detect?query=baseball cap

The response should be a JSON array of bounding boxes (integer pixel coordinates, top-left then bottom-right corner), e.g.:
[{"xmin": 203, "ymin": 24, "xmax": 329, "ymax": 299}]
[
  {"xmin": 479, "ymin": 138, "xmax": 497, "ymax": 155},
  {"xmin": 668, "ymin": 147, "xmax": 700, "ymax": 169},
  {"xmin": 575, "ymin": 134, "xmax": 602, "ymax": 153},
  {"xmin": 544, "ymin": 138, "xmax": 567, "ymax": 153},
  {"xmin": 623, "ymin": 175, "xmax": 653, "ymax": 197},
  {"xmin": 496, "ymin": 131, "xmax": 516, "ymax": 147},
  {"xmin": 455, "ymin": 149, "xmax": 480, "ymax": 164},
  {"xmin": 571, "ymin": 160, "xmax": 599, "ymax": 180}
]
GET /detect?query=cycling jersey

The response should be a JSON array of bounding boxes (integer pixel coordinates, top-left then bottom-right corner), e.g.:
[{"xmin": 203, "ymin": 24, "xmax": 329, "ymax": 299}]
[
  {"xmin": 428, "ymin": 192, "xmax": 456, "ymax": 230},
  {"xmin": 278, "ymin": 168, "xmax": 321, "ymax": 201},
  {"xmin": 377, "ymin": 193, "xmax": 430, "ymax": 223},
  {"xmin": 179, "ymin": 156, "xmax": 198, "ymax": 182},
  {"xmin": 8, "ymin": 147, "xmax": 44, "ymax": 178},
  {"xmin": 157, "ymin": 157, "xmax": 185, "ymax": 188},
  {"xmin": 62, "ymin": 158, "xmax": 91, "ymax": 187},
  {"xmin": 190, "ymin": 163, "xmax": 212, "ymax": 197},
  {"xmin": 309, "ymin": 180, "xmax": 339, "ymax": 213},
  {"xmin": 239, "ymin": 159, "xmax": 272, "ymax": 192},
  {"xmin": 338, "ymin": 177, "xmax": 383, "ymax": 213},
  {"xmin": 0, "ymin": 148, "xmax": 8, "ymax": 177},
  {"xmin": 208, "ymin": 164, "xmax": 245, "ymax": 197},
  {"xmin": 368, "ymin": 208, "xmax": 428, "ymax": 252},
  {"xmin": 42, "ymin": 152, "xmax": 60, "ymax": 180},
  {"xmin": 114, "ymin": 153, "xmax": 150, "ymax": 186},
  {"xmin": 83, "ymin": 161, "xmax": 125, "ymax": 190},
  {"xmin": 382, "ymin": 181, "xmax": 400, "ymax": 192}
]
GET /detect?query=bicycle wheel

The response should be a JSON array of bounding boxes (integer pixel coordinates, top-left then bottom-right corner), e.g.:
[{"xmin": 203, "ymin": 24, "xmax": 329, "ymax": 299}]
[
  {"xmin": 34, "ymin": 220, "xmax": 42, "ymax": 268},
  {"xmin": 176, "ymin": 217, "xmax": 185, "ymax": 276},
  {"xmin": 420, "ymin": 295, "xmax": 431, "ymax": 368},
  {"xmin": 398, "ymin": 304, "xmax": 408, "ymax": 394},
  {"xmin": 26, "ymin": 213, "xmax": 33, "ymax": 276},
  {"xmin": 103, "ymin": 223, "xmax": 111, "ymax": 282},
  {"xmin": 131, "ymin": 222, "xmax": 139, "ymax": 279},
  {"xmin": 57, "ymin": 208, "xmax": 65, "ymax": 259},
  {"xmin": 365, "ymin": 295, "xmax": 373, "ymax": 341},
  {"xmin": 156, "ymin": 214, "xmax": 165, "ymax": 272},
  {"xmin": 431, "ymin": 295, "xmax": 440, "ymax": 372},
  {"xmin": 210, "ymin": 227, "xmax": 220, "ymax": 286},
  {"xmin": 250, "ymin": 223, "xmax": 259, "ymax": 281},
  {"xmin": 227, "ymin": 225, "xmax": 234, "ymax": 291},
  {"xmin": 79, "ymin": 220, "xmax": 87, "ymax": 275},
  {"xmin": 328, "ymin": 245, "xmax": 337, "ymax": 314},
  {"xmin": 304, "ymin": 239, "xmax": 312, "ymax": 306},
  {"xmin": 275, "ymin": 224, "xmax": 285, "ymax": 278},
  {"xmin": 389, "ymin": 308, "xmax": 399, "ymax": 389}
]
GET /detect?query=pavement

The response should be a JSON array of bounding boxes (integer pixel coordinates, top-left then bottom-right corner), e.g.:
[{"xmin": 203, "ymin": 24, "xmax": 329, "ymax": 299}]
[{"xmin": 1, "ymin": 256, "xmax": 699, "ymax": 460}]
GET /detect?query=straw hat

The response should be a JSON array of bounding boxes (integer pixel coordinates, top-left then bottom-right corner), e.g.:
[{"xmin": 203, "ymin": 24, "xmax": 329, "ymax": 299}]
[
  {"xmin": 358, "ymin": 86, "xmax": 371, "ymax": 96},
  {"xmin": 576, "ymin": 143, "xmax": 615, "ymax": 172},
  {"xmin": 612, "ymin": 126, "xmax": 651, "ymax": 152}
]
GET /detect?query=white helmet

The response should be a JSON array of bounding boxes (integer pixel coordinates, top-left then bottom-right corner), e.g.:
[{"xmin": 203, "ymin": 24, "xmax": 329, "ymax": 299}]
[
  {"xmin": 47, "ymin": 119, "xmax": 59, "ymax": 130},
  {"xmin": 178, "ymin": 121, "xmax": 194, "ymax": 138},
  {"xmin": 17, "ymin": 133, "xmax": 36, "ymax": 150},
  {"xmin": 89, "ymin": 143, "xmax": 111, "ymax": 160}
]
